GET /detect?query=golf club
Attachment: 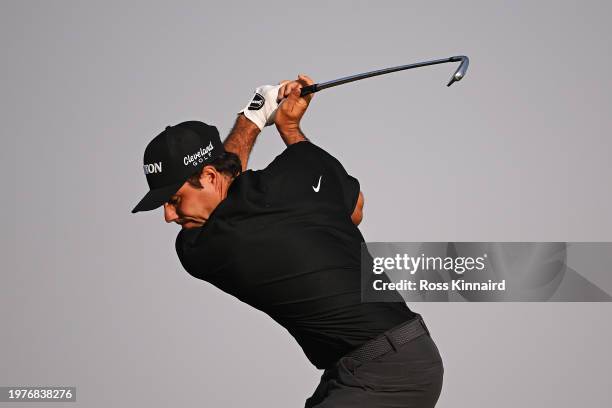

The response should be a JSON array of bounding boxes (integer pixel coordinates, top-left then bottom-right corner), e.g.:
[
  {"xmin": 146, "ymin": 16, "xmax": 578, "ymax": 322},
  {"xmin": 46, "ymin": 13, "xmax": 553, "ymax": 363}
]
[{"xmin": 300, "ymin": 55, "xmax": 470, "ymax": 97}]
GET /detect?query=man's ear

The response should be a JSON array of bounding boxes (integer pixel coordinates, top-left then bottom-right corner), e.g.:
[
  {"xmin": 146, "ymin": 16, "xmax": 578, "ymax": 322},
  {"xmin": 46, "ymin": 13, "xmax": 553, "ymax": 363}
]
[{"xmin": 198, "ymin": 165, "xmax": 218, "ymax": 187}]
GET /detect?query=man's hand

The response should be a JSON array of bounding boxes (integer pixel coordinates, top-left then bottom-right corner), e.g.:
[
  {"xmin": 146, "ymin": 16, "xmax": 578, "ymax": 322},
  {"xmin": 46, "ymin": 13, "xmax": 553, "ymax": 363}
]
[
  {"xmin": 226, "ymin": 79, "xmax": 305, "ymax": 170},
  {"xmin": 351, "ymin": 191, "xmax": 364, "ymax": 226},
  {"xmin": 274, "ymin": 74, "xmax": 315, "ymax": 145},
  {"xmin": 239, "ymin": 84, "xmax": 283, "ymax": 130}
]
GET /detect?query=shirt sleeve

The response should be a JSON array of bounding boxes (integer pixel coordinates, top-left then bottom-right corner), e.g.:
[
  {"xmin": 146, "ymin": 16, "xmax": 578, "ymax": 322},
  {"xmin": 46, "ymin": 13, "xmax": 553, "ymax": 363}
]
[{"xmin": 260, "ymin": 141, "xmax": 361, "ymax": 215}]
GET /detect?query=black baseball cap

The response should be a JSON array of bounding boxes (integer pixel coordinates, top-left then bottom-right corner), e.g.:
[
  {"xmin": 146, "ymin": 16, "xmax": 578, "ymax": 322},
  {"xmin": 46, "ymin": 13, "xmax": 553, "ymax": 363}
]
[{"xmin": 132, "ymin": 121, "xmax": 225, "ymax": 213}]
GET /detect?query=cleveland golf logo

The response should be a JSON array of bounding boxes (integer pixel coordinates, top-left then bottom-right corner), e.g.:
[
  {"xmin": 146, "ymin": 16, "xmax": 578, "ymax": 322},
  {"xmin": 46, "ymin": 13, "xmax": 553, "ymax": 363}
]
[
  {"xmin": 143, "ymin": 162, "xmax": 162, "ymax": 174},
  {"xmin": 184, "ymin": 141, "xmax": 214, "ymax": 166},
  {"xmin": 248, "ymin": 93, "xmax": 265, "ymax": 110}
]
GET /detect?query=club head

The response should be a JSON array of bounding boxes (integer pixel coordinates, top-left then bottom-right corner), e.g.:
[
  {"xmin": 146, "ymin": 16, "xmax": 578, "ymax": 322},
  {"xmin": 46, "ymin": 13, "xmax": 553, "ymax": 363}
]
[{"xmin": 447, "ymin": 55, "xmax": 470, "ymax": 86}]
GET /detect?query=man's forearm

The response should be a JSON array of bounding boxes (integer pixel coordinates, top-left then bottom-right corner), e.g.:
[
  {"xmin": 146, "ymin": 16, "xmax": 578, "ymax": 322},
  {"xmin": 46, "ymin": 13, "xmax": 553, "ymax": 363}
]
[
  {"xmin": 223, "ymin": 114, "xmax": 261, "ymax": 171},
  {"xmin": 273, "ymin": 74, "xmax": 314, "ymax": 146}
]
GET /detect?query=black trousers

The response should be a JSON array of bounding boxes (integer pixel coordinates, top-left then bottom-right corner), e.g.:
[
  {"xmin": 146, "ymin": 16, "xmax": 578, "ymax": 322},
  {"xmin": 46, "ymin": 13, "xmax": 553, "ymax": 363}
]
[{"xmin": 304, "ymin": 317, "xmax": 444, "ymax": 408}]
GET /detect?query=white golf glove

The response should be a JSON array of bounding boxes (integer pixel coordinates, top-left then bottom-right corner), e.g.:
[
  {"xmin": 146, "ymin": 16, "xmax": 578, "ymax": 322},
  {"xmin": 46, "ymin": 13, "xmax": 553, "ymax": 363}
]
[{"xmin": 239, "ymin": 84, "xmax": 281, "ymax": 130}]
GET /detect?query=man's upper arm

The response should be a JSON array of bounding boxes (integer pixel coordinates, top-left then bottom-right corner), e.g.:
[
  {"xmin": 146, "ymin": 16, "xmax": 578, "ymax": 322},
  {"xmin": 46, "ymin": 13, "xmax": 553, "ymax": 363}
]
[{"xmin": 261, "ymin": 142, "xmax": 363, "ymax": 219}]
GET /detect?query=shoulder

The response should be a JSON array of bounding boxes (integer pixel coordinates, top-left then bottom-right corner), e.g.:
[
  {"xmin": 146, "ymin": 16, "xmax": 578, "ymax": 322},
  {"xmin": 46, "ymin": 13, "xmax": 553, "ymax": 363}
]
[{"xmin": 263, "ymin": 141, "xmax": 343, "ymax": 175}]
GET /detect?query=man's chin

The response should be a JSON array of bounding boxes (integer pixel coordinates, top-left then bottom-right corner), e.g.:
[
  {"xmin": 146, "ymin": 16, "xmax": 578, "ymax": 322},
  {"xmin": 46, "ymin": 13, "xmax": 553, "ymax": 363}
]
[{"xmin": 179, "ymin": 220, "xmax": 205, "ymax": 229}]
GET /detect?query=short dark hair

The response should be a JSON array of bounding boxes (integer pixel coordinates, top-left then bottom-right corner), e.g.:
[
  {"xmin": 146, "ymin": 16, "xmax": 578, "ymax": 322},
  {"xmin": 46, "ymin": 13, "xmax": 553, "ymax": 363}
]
[{"xmin": 186, "ymin": 151, "xmax": 242, "ymax": 188}]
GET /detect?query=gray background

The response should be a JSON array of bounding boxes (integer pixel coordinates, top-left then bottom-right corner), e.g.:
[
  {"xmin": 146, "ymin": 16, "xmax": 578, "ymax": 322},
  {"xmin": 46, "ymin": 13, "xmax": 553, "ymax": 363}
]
[{"xmin": 2, "ymin": 0, "xmax": 610, "ymax": 407}]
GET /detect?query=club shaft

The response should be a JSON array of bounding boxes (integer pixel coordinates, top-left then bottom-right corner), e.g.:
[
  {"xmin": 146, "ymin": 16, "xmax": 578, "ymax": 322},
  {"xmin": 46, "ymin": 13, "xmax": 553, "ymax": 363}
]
[{"xmin": 300, "ymin": 56, "xmax": 468, "ymax": 96}]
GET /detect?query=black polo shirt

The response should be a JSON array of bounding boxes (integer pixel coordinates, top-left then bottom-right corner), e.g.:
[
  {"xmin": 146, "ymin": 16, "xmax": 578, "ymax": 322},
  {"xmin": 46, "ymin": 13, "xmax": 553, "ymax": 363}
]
[{"xmin": 175, "ymin": 141, "xmax": 415, "ymax": 369}]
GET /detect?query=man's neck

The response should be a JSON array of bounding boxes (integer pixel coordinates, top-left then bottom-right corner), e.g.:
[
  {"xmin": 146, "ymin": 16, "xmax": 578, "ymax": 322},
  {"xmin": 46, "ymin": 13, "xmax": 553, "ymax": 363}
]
[{"xmin": 221, "ymin": 175, "xmax": 236, "ymax": 200}]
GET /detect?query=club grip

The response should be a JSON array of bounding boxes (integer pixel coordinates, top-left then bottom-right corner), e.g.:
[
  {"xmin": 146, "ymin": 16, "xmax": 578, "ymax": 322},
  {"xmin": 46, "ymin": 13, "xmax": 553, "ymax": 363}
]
[{"xmin": 300, "ymin": 84, "xmax": 318, "ymax": 97}]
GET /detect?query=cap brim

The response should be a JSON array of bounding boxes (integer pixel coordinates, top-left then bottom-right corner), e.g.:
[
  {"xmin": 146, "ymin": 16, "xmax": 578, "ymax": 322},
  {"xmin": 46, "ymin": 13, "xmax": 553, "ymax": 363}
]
[{"xmin": 131, "ymin": 182, "xmax": 184, "ymax": 213}]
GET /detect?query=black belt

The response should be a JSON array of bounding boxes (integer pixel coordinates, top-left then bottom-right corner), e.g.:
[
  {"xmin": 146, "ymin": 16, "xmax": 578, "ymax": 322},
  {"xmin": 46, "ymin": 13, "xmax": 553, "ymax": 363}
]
[{"xmin": 345, "ymin": 313, "xmax": 430, "ymax": 363}]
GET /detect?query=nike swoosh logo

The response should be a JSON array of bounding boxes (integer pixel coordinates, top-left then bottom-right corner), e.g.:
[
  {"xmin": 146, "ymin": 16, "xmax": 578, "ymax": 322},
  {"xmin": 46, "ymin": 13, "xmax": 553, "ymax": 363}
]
[{"xmin": 312, "ymin": 176, "xmax": 322, "ymax": 192}]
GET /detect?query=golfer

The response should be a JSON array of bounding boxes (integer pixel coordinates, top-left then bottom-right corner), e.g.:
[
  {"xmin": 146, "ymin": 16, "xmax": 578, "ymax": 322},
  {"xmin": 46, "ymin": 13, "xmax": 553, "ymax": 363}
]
[{"xmin": 132, "ymin": 75, "xmax": 444, "ymax": 407}]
